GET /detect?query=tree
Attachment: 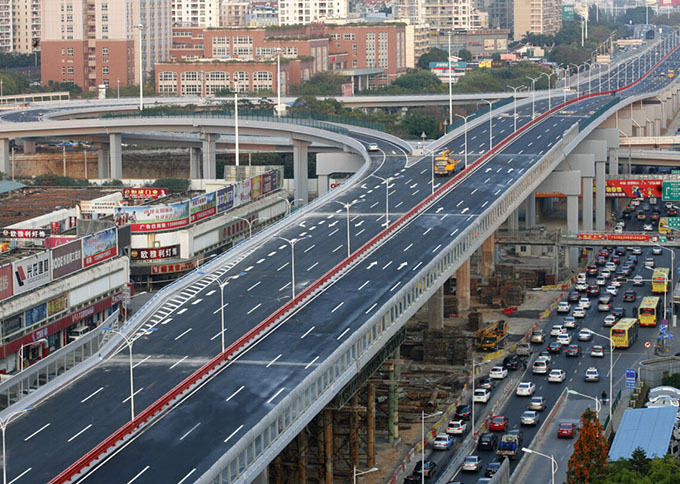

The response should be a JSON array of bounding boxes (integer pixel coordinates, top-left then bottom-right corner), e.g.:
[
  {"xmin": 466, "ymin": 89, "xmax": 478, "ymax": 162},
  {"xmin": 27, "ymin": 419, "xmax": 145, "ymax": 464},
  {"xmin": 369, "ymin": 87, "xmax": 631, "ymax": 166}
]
[
  {"xmin": 567, "ymin": 408, "xmax": 609, "ymax": 483},
  {"xmin": 416, "ymin": 47, "xmax": 449, "ymax": 70},
  {"xmin": 458, "ymin": 49, "xmax": 472, "ymax": 62},
  {"xmin": 288, "ymin": 71, "xmax": 350, "ymax": 96},
  {"xmin": 491, "ymin": 53, "xmax": 501, "ymax": 62},
  {"xmin": 630, "ymin": 447, "xmax": 650, "ymax": 476}
]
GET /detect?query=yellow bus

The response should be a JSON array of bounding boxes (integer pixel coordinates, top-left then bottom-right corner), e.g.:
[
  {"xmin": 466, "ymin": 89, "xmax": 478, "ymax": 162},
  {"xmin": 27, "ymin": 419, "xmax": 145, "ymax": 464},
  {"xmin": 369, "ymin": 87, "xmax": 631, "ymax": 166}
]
[
  {"xmin": 659, "ymin": 217, "xmax": 671, "ymax": 235},
  {"xmin": 638, "ymin": 296, "xmax": 661, "ymax": 326},
  {"xmin": 652, "ymin": 268, "xmax": 670, "ymax": 293},
  {"xmin": 611, "ymin": 318, "xmax": 639, "ymax": 348}
]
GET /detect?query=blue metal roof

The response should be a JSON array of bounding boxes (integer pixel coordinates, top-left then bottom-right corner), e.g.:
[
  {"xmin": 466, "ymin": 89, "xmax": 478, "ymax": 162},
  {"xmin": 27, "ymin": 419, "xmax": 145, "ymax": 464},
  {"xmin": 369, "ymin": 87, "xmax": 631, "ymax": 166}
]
[
  {"xmin": 0, "ymin": 180, "xmax": 25, "ymax": 195},
  {"xmin": 609, "ymin": 406, "xmax": 677, "ymax": 460}
]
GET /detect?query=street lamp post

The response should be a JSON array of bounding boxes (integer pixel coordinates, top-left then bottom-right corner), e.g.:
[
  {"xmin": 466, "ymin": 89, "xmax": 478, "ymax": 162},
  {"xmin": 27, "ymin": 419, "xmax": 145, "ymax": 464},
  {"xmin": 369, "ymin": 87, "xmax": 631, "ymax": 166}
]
[
  {"xmin": 654, "ymin": 243, "xmax": 675, "ymax": 326},
  {"xmin": 584, "ymin": 329, "xmax": 613, "ymax": 425},
  {"xmin": 448, "ymin": 32, "xmax": 453, "ymax": 127},
  {"xmin": 567, "ymin": 388, "xmax": 602, "ymax": 417},
  {"xmin": 370, "ymin": 174, "xmax": 402, "ymax": 227},
  {"xmin": 277, "ymin": 196, "xmax": 303, "ymax": 215},
  {"xmin": 214, "ymin": 272, "xmax": 247, "ymax": 352},
  {"xmin": 526, "ymin": 76, "xmax": 539, "ymax": 118},
  {"xmin": 333, "ymin": 199, "xmax": 364, "ymax": 257},
  {"xmin": 569, "ymin": 63, "xmax": 581, "ymax": 98},
  {"xmin": 481, "ymin": 100, "xmax": 493, "ymax": 150},
  {"xmin": 540, "ymin": 72, "xmax": 556, "ymax": 110},
  {"xmin": 135, "ymin": 24, "xmax": 145, "ymax": 111},
  {"xmin": 103, "ymin": 326, "xmax": 156, "ymax": 421},
  {"xmin": 276, "ymin": 47, "xmax": 283, "ymax": 116},
  {"xmin": 454, "ymin": 113, "xmax": 472, "ymax": 169},
  {"xmin": 234, "ymin": 80, "xmax": 240, "ymax": 167},
  {"xmin": 232, "ymin": 216, "xmax": 256, "ymax": 238},
  {"xmin": 421, "ymin": 411, "xmax": 443, "ymax": 484},
  {"xmin": 522, "ymin": 447, "xmax": 557, "ymax": 484},
  {"xmin": 273, "ymin": 234, "xmax": 312, "ymax": 299},
  {"xmin": 0, "ymin": 407, "xmax": 33, "ymax": 484},
  {"xmin": 506, "ymin": 85, "xmax": 525, "ymax": 132},
  {"xmin": 353, "ymin": 466, "xmax": 379, "ymax": 484}
]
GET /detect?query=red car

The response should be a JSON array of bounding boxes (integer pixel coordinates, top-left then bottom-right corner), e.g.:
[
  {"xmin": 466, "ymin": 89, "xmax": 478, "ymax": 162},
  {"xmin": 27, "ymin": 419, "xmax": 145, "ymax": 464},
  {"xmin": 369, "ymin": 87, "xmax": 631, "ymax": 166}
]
[
  {"xmin": 489, "ymin": 416, "xmax": 509, "ymax": 431},
  {"xmin": 558, "ymin": 423, "xmax": 575, "ymax": 438}
]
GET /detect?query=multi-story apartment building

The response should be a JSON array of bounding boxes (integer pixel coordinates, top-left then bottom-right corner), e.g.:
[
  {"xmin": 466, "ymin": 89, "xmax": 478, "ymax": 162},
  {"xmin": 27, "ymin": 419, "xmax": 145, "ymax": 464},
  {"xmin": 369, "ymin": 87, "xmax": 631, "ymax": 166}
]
[
  {"xmin": 0, "ymin": 0, "xmax": 40, "ymax": 54},
  {"xmin": 513, "ymin": 0, "xmax": 562, "ymax": 39},
  {"xmin": 220, "ymin": 0, "xmax": 249, "ymax": 26},
  {"xmin": 393, "ymin": 0, "xmax": 488, "ymax": 31},
  {"xmin": 40, "ymin": 0, "xmax": 172, "ymax": 91},
  {"xmin": 278, "ymin": 0, "xmax": 348, "ymax": 25},
  {"xmin": 172, "ymin": 0, "xmax": 220, "ymax": 27}
]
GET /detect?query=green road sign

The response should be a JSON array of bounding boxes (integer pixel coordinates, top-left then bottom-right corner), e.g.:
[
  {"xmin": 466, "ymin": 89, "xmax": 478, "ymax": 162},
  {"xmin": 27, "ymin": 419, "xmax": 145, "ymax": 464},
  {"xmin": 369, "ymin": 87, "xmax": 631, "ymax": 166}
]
[
  {"xmin": 659, "ymin": 236, "xmax": 668, "ymax": 243},
  {"xmin": 672, "ymin": 169, "xmax": 680, "ymax": 175},
  {"xmin": 667, "ymin": 217, "xmax": 680, "ymax": 230},
  {"xmin": 663, "ymin": 181, "xmax": 680, "ymax": 201}
]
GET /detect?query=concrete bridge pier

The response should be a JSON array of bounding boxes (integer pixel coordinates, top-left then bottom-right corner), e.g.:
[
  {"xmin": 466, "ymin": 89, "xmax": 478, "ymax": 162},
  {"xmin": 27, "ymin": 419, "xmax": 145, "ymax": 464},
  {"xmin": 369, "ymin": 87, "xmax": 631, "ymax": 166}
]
[
  {"xmin": 0, "ymin": 138, "xmax": 9, "ymax": 176},
  {"xmin": 481, "ymin": 234, "xmax": 495, "ymax": 280},
  {"xmin": 456, "ymin": 259, "xmax": 470, "ymax": 312},
  {"xmin": 23, "ymin": 140, "xmax": 35, "ymax": 154},
  {"xmin": 97, "ymin": 144, "xmax": 110, "ymax": 178},
  {"xmin": 201, "ymin": 133, "xmax": 218, "ymax": 179},
  {"xmin": 428, "ymin": 286, "xmax": 444, "ymax": 329},
  {"xmin": 316, "ymin": 152, "xmax": 363, "ymax": 196},
  {"xmin": 525, "ymin": 192, "xmax": 536, "ymax": 229},
  {"xmin": 293, "ymin": 139, "xmax": 310, "ymax": 206},
  {"xmin": 571, "ymin": 140, "xmax": 607, "ymax": 231},
  {"xmin": 189, "ymin": 147, "xmax": 201, "ymax": 179},
  {"xmin": 109, "ymin": 132, "xmax": 122, "ymax": 179},
  {"xmin": 506, "ymin": 207, "xmax": 519, "ymax": 231}
]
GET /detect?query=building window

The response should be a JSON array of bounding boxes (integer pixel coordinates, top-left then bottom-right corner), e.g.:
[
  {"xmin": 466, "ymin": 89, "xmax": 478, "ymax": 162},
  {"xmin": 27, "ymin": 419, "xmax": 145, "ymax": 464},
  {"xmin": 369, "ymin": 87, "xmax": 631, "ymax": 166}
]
[
  {"xmin": 67, "ymin": 66, "xmax": 74, "ymax": 75},
  {"xmin": 67, "ymin": 47, "xmax": 73, "ymax": 56},
  {"xmin": 343, "ymin": 33, "xmax": 355, "ymax": 40},
  {"xmin": 102, "ymin": 48, "xmax": 109, "ymax": 56},
  {"xmin": 180, "ymin": 71, "xmax": 199, "ymax": 81},
  {"xmin": 103, "ymin": 66, "xmax": 109, "ymax": 75},
  {"xmin": 159, "ymin": 71, "xmax": 177, "ymax": 82}
]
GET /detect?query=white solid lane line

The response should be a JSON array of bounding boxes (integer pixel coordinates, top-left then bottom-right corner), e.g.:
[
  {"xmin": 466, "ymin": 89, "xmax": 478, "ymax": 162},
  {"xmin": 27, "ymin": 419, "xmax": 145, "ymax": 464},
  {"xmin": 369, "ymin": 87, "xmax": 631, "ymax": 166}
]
[
  {"xmin": 336, "ymin": 328, "xmax": 350, "ymax": 340},
  {"xmin": 177, "ymin": 468, "xmax": 197, "ymax": 484},
  {"xmin": 247, "ymin": 303, "xmax": 262, "ymax": 315},
  {"xmin": 432, "ymin": 244, "xmax": 442, "ymax": 253},
  {"xmin": 226, "ymin": 386, "xmax": 245, "ymax": 402},
  {"xmin": 266, "ymin": 388, "xmax": 285, "ymax": 404},
  {"xmin": 81, "ymin": 387, "xmax": 104, "ymax": 403},
  {"xmin": 247, "ymin": 281, "xmax": 261, "ymax": 292},
  {"xmin": 301, "ymin": 326, "xmax": 315, "ymax": 339},
  {"xmin": 267, "ymin": 354, "xmax": 282, "ymax": 368},
  {"xmin": 126, "ymin": 466, "xmax": 150, "ymax": 484},
  {"xmin": 170, "ymin": 356, "xmax": 189, "ymax": 369},
  {"xmin": 175, "ymin": 328, "xmax": 192, "ymax": 341},
  {"xmin": 179, "ymin": 422, "xmax": 201, "ymax": 441},
  {"xmin": 67, "ymin": 424, "xmax": 93, "ymax": 443},
  {"xmin": 332, "ymin": 302, "xmax": 344, "ymax": 313},
  {"xmin": 24, "ymin": 424, "xmax": 50, "ymax": 442},
  {"xmin": 305, "ymin": 356, "xmax": 319, "ymax": 370},
  {"xmin": 133, "ymin": 355, "xmax": 151, "ymax": 368},
  {"xmin": 390, "ymin": 281, "xmax": 402, "ymax": 292},
  {"xmin": 224, "ymin": 425, "xmax": 245, "ymax": 443}
]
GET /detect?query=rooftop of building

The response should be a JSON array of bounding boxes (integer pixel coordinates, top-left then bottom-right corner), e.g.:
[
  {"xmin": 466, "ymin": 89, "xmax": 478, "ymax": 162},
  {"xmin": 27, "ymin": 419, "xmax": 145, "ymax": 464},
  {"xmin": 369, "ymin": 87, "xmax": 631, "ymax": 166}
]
[{"xmin": 609, "ymin": 406, "xmax": 677, "ymax": 461}]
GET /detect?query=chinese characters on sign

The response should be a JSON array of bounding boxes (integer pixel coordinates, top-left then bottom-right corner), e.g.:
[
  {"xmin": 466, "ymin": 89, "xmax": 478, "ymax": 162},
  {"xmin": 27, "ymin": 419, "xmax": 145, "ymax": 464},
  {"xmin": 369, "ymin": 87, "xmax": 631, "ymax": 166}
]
[
  {"xmin": 131, "ymin": 245, "xmax": 180, "ymax": 261},
  {"xmin": 0, "ymin": 228, "xmax": 50, "ymax": 239},
  {"xmin": 123, "ymin": 188, "xmax": 168, "ymax": 199}
]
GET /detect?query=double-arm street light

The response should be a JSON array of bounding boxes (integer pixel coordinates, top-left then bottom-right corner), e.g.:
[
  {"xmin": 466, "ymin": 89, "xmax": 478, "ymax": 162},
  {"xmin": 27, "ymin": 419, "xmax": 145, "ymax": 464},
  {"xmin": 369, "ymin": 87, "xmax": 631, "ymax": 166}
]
[
  {"xmin": 0, "ymin": 407, "xmax": 33, "ymax": 484},
  {"xmin": 526, "ymin": 76, "xmax": 540, "ymax": 119},
  {"xmin": 214, "ymin": 271, "xmax": 247, "ymax": 352},
  {"xmin": 506, "ymin": 85, "xmax": 525, "ymax": 132},
  {"xmin": 232, "ymin": 216, "xmax": 256, "ymax": 239},
  {"xmin": 333, "ymin": 199, "xmax": 365, "ymax": 257},
  {"xmin": 583, "ymin": 329, "xmax": 613, "ymax": 425},
  {"xmin": 103, "ymin": 326, "xmax": 156, "ymax": 421},
  {"xmin": 371, "ymin": 174, "xmax": 403, "ymax": 227},
  {"xmin": 568, "ymin": 63, "xmax": 582, "ymax": 98},
  {"xmin": 567, "ymin": 388, "xmax": 601, "ymax": 417},
  {"xmin": 522, "ymin": 447, "xmax": 557, "ymax": 484},
  {"xmin": 454, "ymin": 113, "xmax": 472, "ymax": 169},
  {"xmin": 540, "ymin": 72, "xmax": 557, "ymax": 110},
  {"xmin": 273, "ymin": 234, "xmax": 312, "ymax": 299},
  {"xmin": 353, "ymin": 466, "xmax": 379, "ymax": 484},
  {"xmin": 277, "ymin": 196, "xmax": 303, "ymax": 216},
  {"xmin": 481, "ymin": 99, "xmax": 493, "ymax": 150}
]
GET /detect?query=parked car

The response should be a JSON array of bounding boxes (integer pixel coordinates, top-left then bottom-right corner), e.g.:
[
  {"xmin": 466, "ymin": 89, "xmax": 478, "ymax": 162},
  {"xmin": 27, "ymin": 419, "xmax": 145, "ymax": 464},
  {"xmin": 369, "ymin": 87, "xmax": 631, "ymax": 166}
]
[
  {"xmin": 548, "ymin": 369, "xmax": 567, "ymax": 383},
  {"xmin": 520, "ymin": 410, "xmax": 540, "ymax": 426},
  {"xmin": 516, "ymin": 382, "xmax": 536, "ymax": 396},
  {"xmin": 477, "ymin": 432, "xmax": 499, "ymax": 450}
]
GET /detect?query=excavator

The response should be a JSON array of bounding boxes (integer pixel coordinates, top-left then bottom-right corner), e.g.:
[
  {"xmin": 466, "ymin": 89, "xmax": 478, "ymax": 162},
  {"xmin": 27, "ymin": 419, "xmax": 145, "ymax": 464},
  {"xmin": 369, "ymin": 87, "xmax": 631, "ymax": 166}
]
[
  {"xmin": 475, "ymin": 320, "xmax": 508, "ymax": 351},
  {"xmin": 433, "ymin": 149, "xmax": 460, "ymax": 176}
]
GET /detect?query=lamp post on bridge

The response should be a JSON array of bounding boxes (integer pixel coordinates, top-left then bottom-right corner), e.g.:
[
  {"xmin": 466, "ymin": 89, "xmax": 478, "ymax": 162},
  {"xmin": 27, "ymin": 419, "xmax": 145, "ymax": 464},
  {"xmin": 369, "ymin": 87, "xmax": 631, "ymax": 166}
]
[
  {"xmin": 273, "ymin": 234, "xmax": 312, "ymax": 299},
  {"xmin": 0, "ymin": 407, "xmax": 33, "ymax": 484},
  {"xmin": 370, "ymin": 174, "xmax": 403, "ymax": 227},
  {"xmin": 526, "ymin": 75, "xmax": 540, "ymax": 119},
  {"xmin": 214, "ymin": 271, "xmax": 247, "ymax": 352},
  {"xmin": 506, "ymin": 85, "xmax": 525, "ymax": 132},
  {"xmin": 481, "ymin": 99, "xmax": 493, "ymax": 151},
  {"xmin": 454, "ymin": 113, "xmax": 472, "ymax": 169},
  {"xmin": 333, "ymin": 198, "xmax": 365, "ymax": 257}
]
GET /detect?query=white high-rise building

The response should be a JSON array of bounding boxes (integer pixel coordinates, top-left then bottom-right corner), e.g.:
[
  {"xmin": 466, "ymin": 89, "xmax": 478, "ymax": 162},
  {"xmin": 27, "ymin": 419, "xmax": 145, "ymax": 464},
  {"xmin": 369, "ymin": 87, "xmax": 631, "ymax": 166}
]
[
  {"xmin": 172, "ymin": 0, "xmax": 220, "ymax": 27},
  {"xmin": 278, "ymin": 0, "xmax": 348, "ymax": 25},
  {"xmin": 0, "ymin": 0, "xmax": 41, "ymax": 54},
  {"xmin": 393, "ymin": 0, "xmax": 488, "ymax": 30}
]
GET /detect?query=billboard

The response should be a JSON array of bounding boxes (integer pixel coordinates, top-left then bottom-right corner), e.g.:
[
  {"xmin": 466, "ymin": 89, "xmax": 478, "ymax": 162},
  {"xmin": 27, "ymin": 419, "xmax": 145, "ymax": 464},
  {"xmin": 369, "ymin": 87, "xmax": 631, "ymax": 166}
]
[
  {"xmin": 578, "ymin": 233, "xmax": 650, "ymax": 242},
  {"xmin": 251, "ymin": 175, "xmax": 262, "ymax": 200},
  {"xmin": 262, "ymin": 172, "xmax": 273, "ymax": 194},
  {"xmin": 115, "ymin": 201, "xmax": 190, "ymax": 233},
  {"xmin": 51, "ymin": 239, "xmax": 83, "ymax": 279},
  {"xmin": 484, "ymin": 39, "xmax": 495, "ymax": 51},
  {"xmin": 131, "ymin": 245, "xmax": 180, "ymax": 261},
  {"xmin": 604, "ymin": 179, "xmax": 662, "ymax": 198},
  {"xmin": 217, "ymin": 186, "xmax": 234, "ymax": 213},
  {"xmin": 189, "ymin": 192, "xmax": 217, "ymax": 224},
  {"xmin": 240, "ymin": 179, "xmax": 252, "ymax": 204},
  {"xmin": 82, "ymin": 228, "xmax": 117, "ymax": 268},
  {"xmin": 25, "ymin": 303, "xmax": 47, "ymax": 328},
  {"xmin": 47, "ymin": 294, "xmax": 68, "ymax": 317},
  {"xmin": 80, "ymin": 200, "xmax": 120, "ymax": 214},
  {"xmin": 0, "ymin": 264, "xmax": 12, "ymax": 302},
  {"xmin": 12, "ymin": 252, "xmax": 51, "ymax": 296},
  {"xmin": 123, "ymin": 188, "xmax": 168, "ymax": 199},
  {"xmin": 0, "ymin": 228, "xmax": 50, "ymax": 239}
]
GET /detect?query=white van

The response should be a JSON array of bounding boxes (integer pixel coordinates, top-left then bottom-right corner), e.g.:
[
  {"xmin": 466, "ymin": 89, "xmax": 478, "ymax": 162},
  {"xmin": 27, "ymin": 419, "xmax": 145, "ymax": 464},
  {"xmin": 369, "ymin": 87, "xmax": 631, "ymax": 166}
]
[
  {"xmin": 577, "ymin": 273, "xmax": 587, "ymax": 283},
  {"xmin": 69, "ymin": 325, "xmax": 89, "ymax": 341}
]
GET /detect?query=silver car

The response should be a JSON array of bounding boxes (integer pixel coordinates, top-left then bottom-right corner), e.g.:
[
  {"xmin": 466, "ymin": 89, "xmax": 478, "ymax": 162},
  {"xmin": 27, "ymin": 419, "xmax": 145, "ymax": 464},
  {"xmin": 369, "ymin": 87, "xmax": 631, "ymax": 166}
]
[
  {"xmin": 520, "ymin": 410, "xmax": 540, "ymax": 426},
  {"xmin": 462, "ymin": 455, "xmax": 482, "ymax": 472}
]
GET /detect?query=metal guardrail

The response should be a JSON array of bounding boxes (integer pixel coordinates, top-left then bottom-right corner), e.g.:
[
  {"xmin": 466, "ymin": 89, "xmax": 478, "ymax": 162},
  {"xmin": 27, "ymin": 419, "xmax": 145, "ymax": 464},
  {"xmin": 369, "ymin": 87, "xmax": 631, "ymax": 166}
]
[{"xmin": 0, "ymin": 311, "xmax": 119, "ymax": 411}]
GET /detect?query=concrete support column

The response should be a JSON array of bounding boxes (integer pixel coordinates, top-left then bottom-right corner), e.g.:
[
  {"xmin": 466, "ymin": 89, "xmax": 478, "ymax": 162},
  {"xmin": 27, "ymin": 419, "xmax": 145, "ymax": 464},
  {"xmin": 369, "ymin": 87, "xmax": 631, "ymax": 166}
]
[
  {"xmin": 98, "ymin": 145, "xmax": 110, "ymax": 179},
  {"xmin": 189, "ymin": 147, "xmax": 201, "ymax": 179},
  {"xmin": 317, "ymin": 174, "xmax": 330, "ymax": 197},
  {"xmin": 109, "ymin": 133, "xmax": 122, "ymax": 179},
  {"xmin": 297, "ymin": 431, "xmax": 307, "ymax": 484},
  {"xmin": 567, "ymin": 194, "xmax": 579, "ymax": 269},
  {"xmin": 608, "ymin": 147, "xmax": 619, "ymax": 175},
  {"xmin": 367, "ymin": 383, "xmax": 376, "ymax": 468},
  {"xmin": 293, "ymin": 139, "xmax": 310, "ymax": 206},
  {"xmin": 583, "ymin": 176, "xmax": 594, "ymax": 232},
  {"xmin": 481, "ymin": 234, "xmax": 495, "ymax": 279},
  {"xmin": 428, "ymin": 286, "xmax": 444, "ymax": 329},
  {"xmin": 507, "ymin": 208, "xmax": 519, "ymax": 231},
  {"xmin": 388, "ymin": 362, "xmax": 398, "ymax": 443},
  {"xmin": 0, "ymin": 138, "xmax": 9, "ymax": 176},
  {"xmin": 595, "ymin": 160, "xmax": 606, "ymax": 231},
  {"xmin": 525, "ymin": 192, "xmax": 536, "ymax": 229},
  {"xmin": 350, "ymin": 393, "xmax": 359, "ymax": 471},
  {"xmin": 23, "ymin": 140, "xmax": 35, "ymax": 154},
  {"xmin": 201, "ymin": 133, "xmax": 218, "ymax": 179},
  {"xmin": 456, "ymin": 259, "xmax": 471, "ymax": 312},
  {"xmin": 252, "ymin": 469, "xmax": 269, "ymax": 484},
  {"xmin": 324, "ymin": 410, "xmax": 333, "ymax": 484}
]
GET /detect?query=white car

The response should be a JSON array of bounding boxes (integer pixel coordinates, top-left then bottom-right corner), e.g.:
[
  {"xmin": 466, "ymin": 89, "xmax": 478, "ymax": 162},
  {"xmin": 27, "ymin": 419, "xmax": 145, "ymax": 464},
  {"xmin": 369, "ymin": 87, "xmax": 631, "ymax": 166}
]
[
  {"xmin": 548, "ymin": 369, "xmax": 567, "ymax": 383},
  {"xmin": 550, "ymin": 325, "xmax": 566, "ymax": 336},
  {"xmin": 632, "ymin": 247, "xmax": 643, "ymax": 255},
  {"xmin": 643, "ymin": 224, "xmax": 653, "ymax": 232},
  {"xmin": 445, "ymin": 420, "xmax": 467, "ymax": 435},
  {"xmin": 605, "ymin": 262, "xmax": 617, "ymax": 271},
  {"xmin": 585, "ymin": 367, "xmax": 600, "ymax": 382},
  {"xmin": 573, "ymin": 307, "xmax": 586, "ymax": 318},
  {"xmin": 489, "ymin": 366, "xmax": 508, "ymax": 379},
  {"xmin": 603, "ymin": 314, "xmax": 617, "ymax": 327},
  {"xmin": 605, "ymin": 285, "xmax": 618, "ymax": 296},
  {"xmin": 600, "ymin": 270, "xmax": 611, "ymax": 279},
  {"xmin": 591, "ymin": 345, "xmax": 604, "ymax": 357},
  {"xmin": 556, "ymin": 333, "xmax": 572, "ymax": 345},
  {"xmin": 652, "ymin": 246, "xmax": 663, "ymax": 255},
  {"xmin": 596, "ymin": 276, "xmax": 606, "ymax": 286},
  {"xmin": 632, "ymin": 275, "xmax": 644, "ymax": 286},
  {"xmin": 367, "ymin": 143, "xmax": 379, "ymax": 151},
  {"xmin": 578, "ymin": 298, "xmax": 591, "ymax": 309},
  {"xmin": 611, "ymin": 279, "xmax": 622, "ymax": 288},
  {"xmin": 563, "ymin": 316, "xmax": 577, "ymax": 328},
  {"xmin": 575, "ymin": 282, "xmax": 588, "ymax": 291},
  {"xmin": 557, "ymin": 301, "xmax": 570, "ymax": 313},
  {"xmin": 473, "ymin": 388, "xmax": 491, "ymax": 403},
  {"xmin": 644, "ymin": 258, "xmax": 655, "ymax": 268},
  {"xmin": 516, "ymin": 382, "xmax": 536, "ymax": 396}
]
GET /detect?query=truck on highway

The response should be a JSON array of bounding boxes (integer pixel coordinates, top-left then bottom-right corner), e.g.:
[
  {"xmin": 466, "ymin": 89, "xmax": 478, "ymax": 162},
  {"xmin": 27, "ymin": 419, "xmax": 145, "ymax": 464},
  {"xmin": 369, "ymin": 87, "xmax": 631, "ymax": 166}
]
[
  {"xmin": 669, "ymin": 69, "xmax": 676, "ymax": 79},
  {"xmin": 433, "ymin": 149, "xmax": 460, "ymax": 176},
  {"xmin": 496, "ymin": 433, "xmax": 521, "ymax": 460}
]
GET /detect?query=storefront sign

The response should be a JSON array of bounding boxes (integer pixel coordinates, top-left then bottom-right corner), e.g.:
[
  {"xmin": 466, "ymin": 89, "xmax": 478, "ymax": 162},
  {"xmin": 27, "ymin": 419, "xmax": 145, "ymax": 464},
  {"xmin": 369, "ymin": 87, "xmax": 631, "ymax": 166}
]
[
  {"xmin": 0, "ymin": 228, "xmax": 50, "ymax": 239},
  {"xmin": 151, "ymin": 261, "xmax": 196, "ymax": 274},
  {"xmin": 218, "ymin": 216, "xmax": 254, "ymax": 242},
  {"xmin": 25, "ymin": 303, "xmax": 47, "ymax": 327},
  {"xmin": 47, "ymin": 294, "xmax": 68, "ymax": 317},
  {"xmin": 116, "ymin": 201, "xmax": 190, "ymax": 233},
  {"xmin": 12, "ymin": 252, "xmax": 51, "ymax": 295},
  {"xmin": 189, "ymin": 192, "xmax": 217, "ymax": 224},
  {"xmin": 578, "ymin": 233, "xmax": 650, "ymax": 241},
  {"xmin": 82, "ymin": 228, "xmax": 117, "ymax": 268},
  {"xmin": 0, "ymin": 264, "xmax": 12, "ymax": 303},
  {"xmin": 605, "ymin": 179, "xmax": 662, "ymax": 198},
  {"xmin": 131, "ymin": 245, "xmax": 180, "ymax": 261},
  {"xmin": 123, "ymin": 188, "xmax": 168, "ymax": 199},
  {"xmin": 2, "ymin": 315, "xmax": 21, "ymax": 338},
  {"xmin": 51, "ymin": 239, "xmax": 83, "ymax": 279},
  {"xmin": 216, "ymin": 186, "xmax": 234, "ymax": 213},
  {"xmin": 80, "ymin": 200, "xmax": 120, "ymax": 214}
]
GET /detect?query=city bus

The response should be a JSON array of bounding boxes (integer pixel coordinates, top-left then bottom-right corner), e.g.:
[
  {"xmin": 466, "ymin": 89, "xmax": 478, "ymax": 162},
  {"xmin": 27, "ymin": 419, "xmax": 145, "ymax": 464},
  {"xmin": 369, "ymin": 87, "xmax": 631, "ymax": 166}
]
[
  {"xmin": 652, "ymin": 268, "xmax": 670, "ymax": 293},
  {"xmin": 638, "ymin": 296, "xmax": 661, "ymax": 326},
  {"xmin": 611, "ymin": 318, "xmax": 639, "ymax": 348},
  {"xmin": 659, "ymin": 217, "xmax": 671, "ymax": 235}
]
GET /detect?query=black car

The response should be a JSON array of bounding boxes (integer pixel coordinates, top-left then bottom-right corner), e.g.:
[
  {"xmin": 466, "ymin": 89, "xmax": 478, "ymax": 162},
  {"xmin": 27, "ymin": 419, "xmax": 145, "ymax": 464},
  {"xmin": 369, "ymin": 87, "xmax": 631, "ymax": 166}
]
[
  {"xmin": 587, "ymin": 285, "xmax": 600, "ymax": 297},
  {"xmin": 613, "ymin": 307, "xmax": 626, "ymax": 319},
  {"xmin": 548, "ymin": 342, "xmax": 562, "ymax": 353},
  {"xmin": 568, "ymin": 291, "xmax": 580, "ymax": 303},
  {"xmin": 615, "ymin": 247, "xmax": 626, "ymax": 255},
  {"xmin": 566, "ymin": 344, "xmax": 581, "ymax": 357},
  {"xmin": 586, "ymin": 265, "xmax": 599, "ymax": 276},
  {"xmin": 615, "ymin": 274, "xmax": 627, "ymax": 284},
  {"xmin": 596, "ymin": 256, "xmax": 607, "ymax": 266},
  {"xmin": 668, "ymin": 207, "xmax": 678, "ymax": 216},
  {"xmin": 477, "ymin": 376, "xmax": 496, "ymax": 390},
  {"xmin": 455, "ymin": 404, "xmax": 472, "ymax": 420},
  {"xmin": 651, "ymin": 211, "xmax": 661, "ymax": 221},
  {"xmin": 485, "ymin": 461, "xmax": 502, "ymax": 477},
  {"xmin": 503, "ymin": 354, "xmax": 521, "ymax": 370},
  {"xmin": 477, "ymin": 432, "xmax": 499, "ymax": 450},
  {"xmin": 413, "ymin": 460, "xmax": 437, "ymax": 479},
  {"xmin": 622, "ymin": 210, "xmax": 631, "ymax": 219},
  {"xmin": 403, "ymin": 476, "xmax": 419, "ymax": 484},
  {"xmin": 623, "ymin": 290, "xmax": 637, "ymax": 302}
]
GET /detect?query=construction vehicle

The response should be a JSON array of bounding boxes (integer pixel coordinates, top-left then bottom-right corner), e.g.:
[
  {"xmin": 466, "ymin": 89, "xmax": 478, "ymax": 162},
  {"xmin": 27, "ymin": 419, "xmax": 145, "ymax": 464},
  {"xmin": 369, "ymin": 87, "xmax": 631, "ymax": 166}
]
[
  {"xmin": 669, "ymin": 69, "xmax": 675, "ymax": 79},
  {"xmin": 475, "ymin": 320, "xmax": 508, "ymax": 351},
  {"xmin": 433, "ymin": 149, "xmax": 460, "ymax": 176},
  {"xmin": 497, "ymin": 433, "xmax": 521, "ymax": 460}
]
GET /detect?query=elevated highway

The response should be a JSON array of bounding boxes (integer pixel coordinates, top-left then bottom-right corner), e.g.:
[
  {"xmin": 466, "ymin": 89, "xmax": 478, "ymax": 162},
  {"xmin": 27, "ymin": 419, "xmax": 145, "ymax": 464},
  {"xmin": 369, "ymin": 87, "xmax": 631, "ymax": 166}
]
[{"xmin": 0, "ymin": 29, "xmax": 679, "ymax": 484}]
